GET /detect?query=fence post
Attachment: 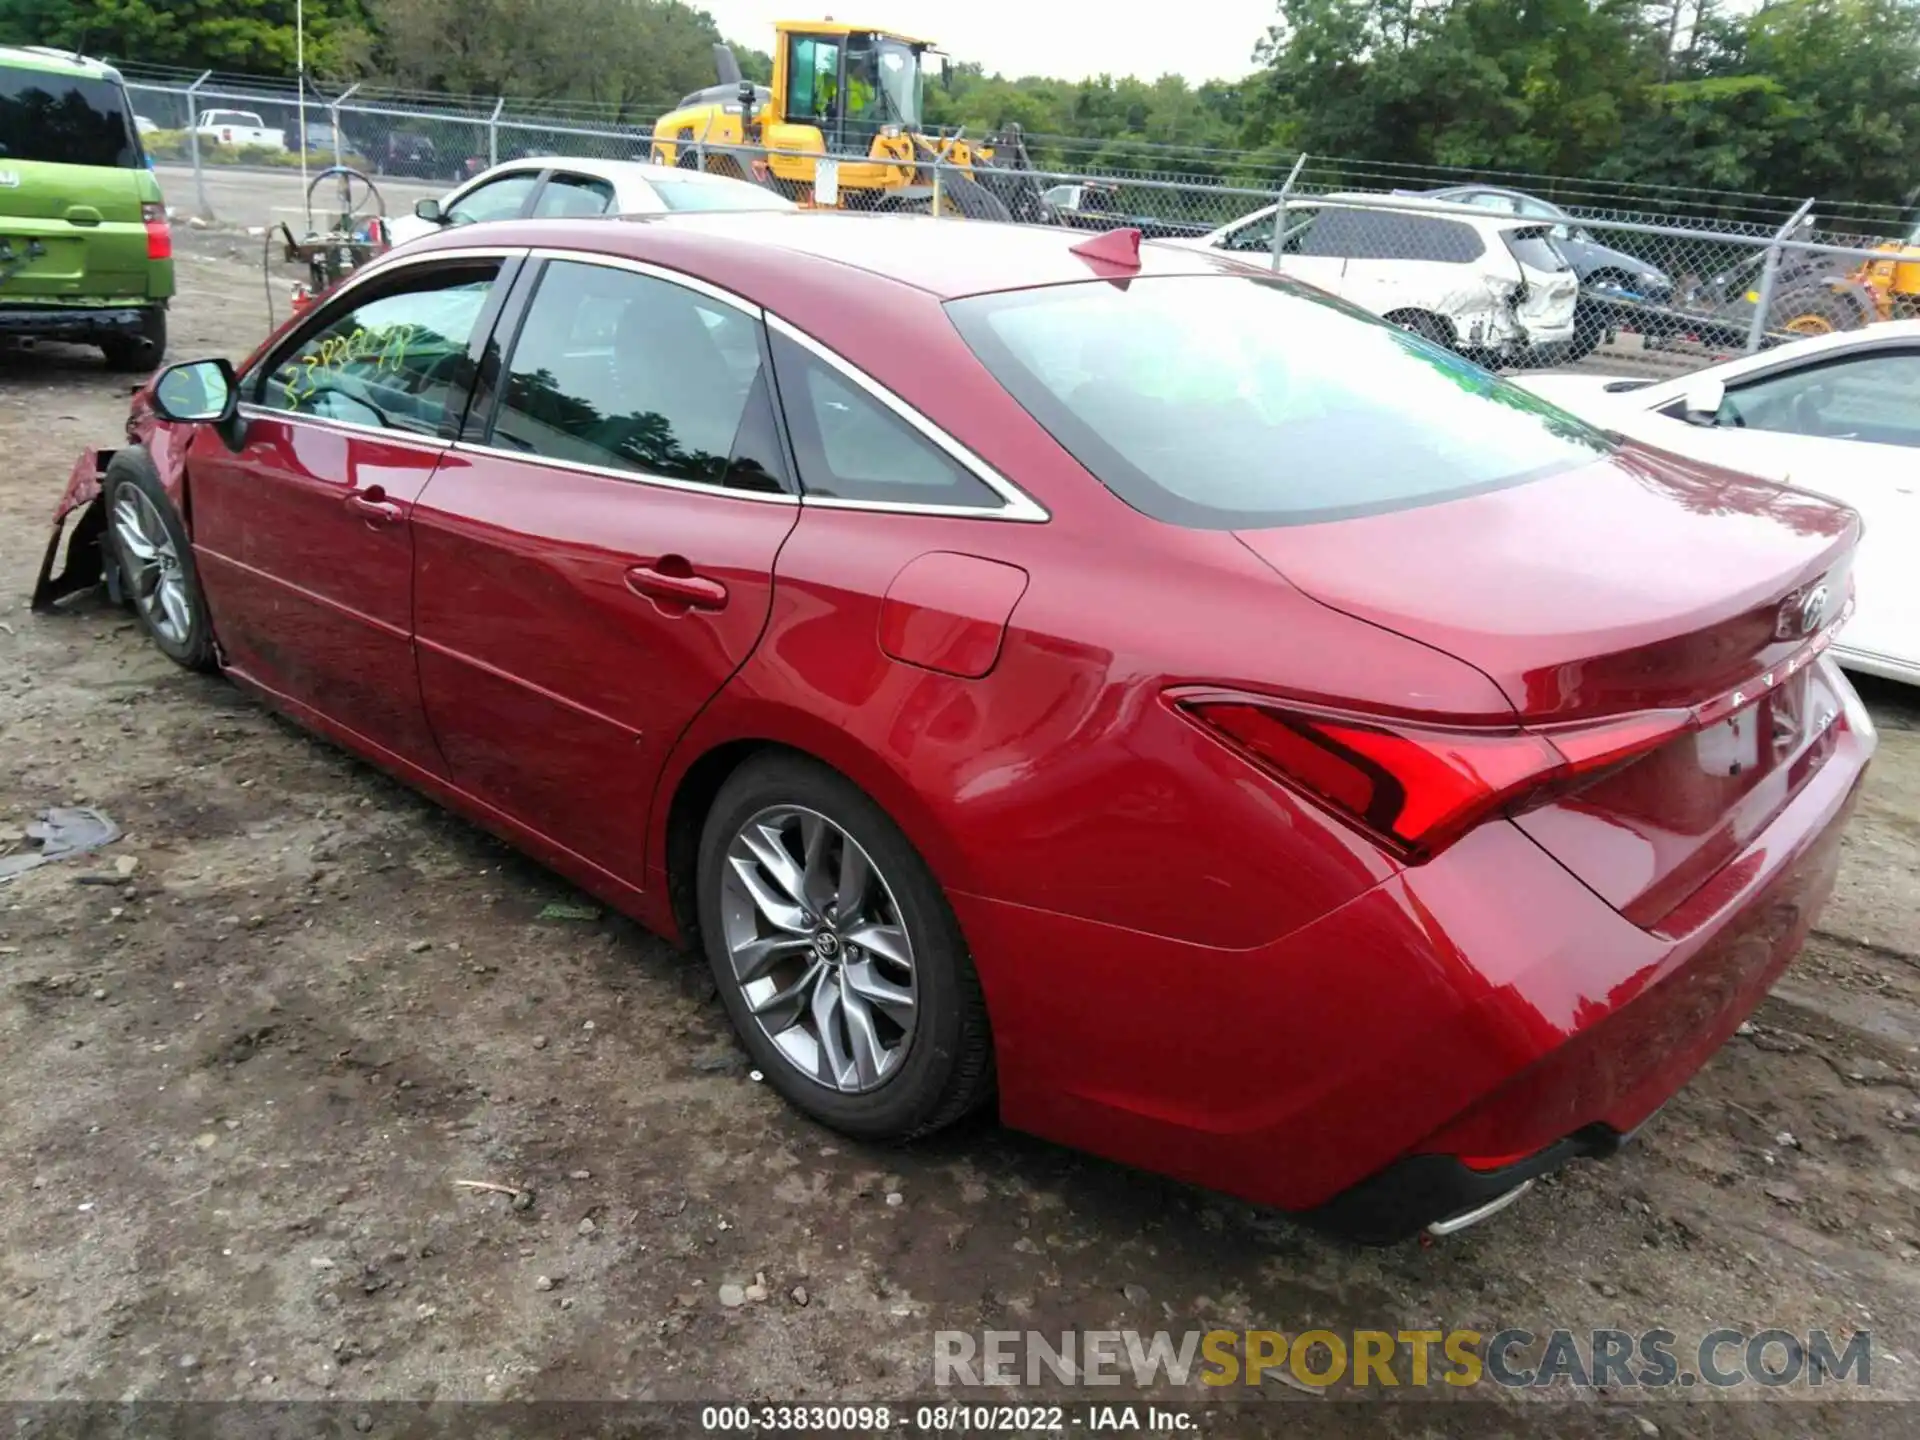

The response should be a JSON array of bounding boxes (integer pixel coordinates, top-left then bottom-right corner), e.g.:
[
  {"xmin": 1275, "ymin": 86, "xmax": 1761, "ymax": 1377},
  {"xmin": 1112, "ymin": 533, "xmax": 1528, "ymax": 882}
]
[
  {"xmin": 488, "ymin": 97, "xmax": 504, "ymax": 169},
  {"xmin": 932, "ymin": 154, "xmax": 944, "ymax": 217},
  {"xmin": 1746, "ymin": 197, "xmax": 1816, "ymax": 354},
  {"xmin": 185, "ymin": 70, "xmax": 213, "ymax": 220},
  {"xmin": 1270, "ymin": 151, "xmax": 1307, "ymax": 273},
  {"xmin": 330, "ymin": 82, "xmax": 360, "ymax": 172}
]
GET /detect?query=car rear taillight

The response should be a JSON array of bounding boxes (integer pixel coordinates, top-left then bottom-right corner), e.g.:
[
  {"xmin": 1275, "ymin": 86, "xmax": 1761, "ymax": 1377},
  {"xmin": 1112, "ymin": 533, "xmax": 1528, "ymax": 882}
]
[
  {"xmin": 1174, "ymin": 694, "xmax": 1690, "ymax": 862},
  {"xmin": 142, "ymin": 202, "xmax": 172, "ymax": 260}
]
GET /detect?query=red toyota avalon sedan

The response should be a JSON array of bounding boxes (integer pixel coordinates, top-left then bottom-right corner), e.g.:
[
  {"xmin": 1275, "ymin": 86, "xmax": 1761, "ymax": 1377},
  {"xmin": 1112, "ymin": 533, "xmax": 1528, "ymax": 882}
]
[{"xmin": 36, "ymin": 213, "xmax": 1875, "ymax": 1242}]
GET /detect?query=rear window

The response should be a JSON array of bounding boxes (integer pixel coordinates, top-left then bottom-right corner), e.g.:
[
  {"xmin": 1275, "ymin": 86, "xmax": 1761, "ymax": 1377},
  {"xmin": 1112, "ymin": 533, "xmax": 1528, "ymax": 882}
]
[
  {"xmin": 945, "ymin": 275, "xmax": 1611, "ymax": 529},
  {"xmin": 1504, "ymin": 226, "xmax": 1570, "ymax": 273},
  {"xmin": 0, "ymin": 65, "xmax": 139, "ymax": 169},
  {"xmin": 650, "ymin": 178, "xmax": 793, "ymax": 213}
]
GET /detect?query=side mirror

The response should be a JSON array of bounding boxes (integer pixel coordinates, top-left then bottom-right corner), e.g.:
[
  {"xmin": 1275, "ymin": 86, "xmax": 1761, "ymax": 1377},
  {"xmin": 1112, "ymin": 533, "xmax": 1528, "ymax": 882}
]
[
  {"xmin": 413, "ymin": 197, "xmax": 445, "ymax": 225},
  {"xmin": 150, "ymin": 358, "xmax": 247, "ymax": 451},
  {"xmin": 1682, "ymin": 376, "xmax": 1726, "ymax": 427}
]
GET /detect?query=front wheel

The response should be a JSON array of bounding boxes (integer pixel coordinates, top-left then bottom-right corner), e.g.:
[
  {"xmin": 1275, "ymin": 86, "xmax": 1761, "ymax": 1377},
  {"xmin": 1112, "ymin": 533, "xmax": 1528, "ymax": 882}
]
[
  {"xmin": 104, "ymin": 449, "xmax": 216, "ymax": 671},
  {"xmin": 697, "ymin": 753, "xmax": 995, "ymax": 1141}
]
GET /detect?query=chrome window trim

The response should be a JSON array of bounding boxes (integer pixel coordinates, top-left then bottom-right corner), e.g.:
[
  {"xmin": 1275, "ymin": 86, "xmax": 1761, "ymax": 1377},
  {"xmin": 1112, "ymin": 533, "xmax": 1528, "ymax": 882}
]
[
  {"xmin": 765, "ymin": 313, "xmax": 1050, "ymax": 523},
  {"xmin": 237, "ymin": 403, "xmax": 453, "ymax": 451},
  {"xmin": 447, "ymin": 442, "xmax": 799, "ymax": 505}
]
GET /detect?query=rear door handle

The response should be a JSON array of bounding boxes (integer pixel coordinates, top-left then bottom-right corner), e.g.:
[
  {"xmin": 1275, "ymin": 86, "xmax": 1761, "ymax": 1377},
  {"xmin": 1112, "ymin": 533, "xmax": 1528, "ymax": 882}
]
[
  {"xmin": 344, "ymin": 488, "xmax": 404, "ymax": 524},
  {"xmin": 625, "ymin": 560, "xmax": 728, "ymax": 612}
]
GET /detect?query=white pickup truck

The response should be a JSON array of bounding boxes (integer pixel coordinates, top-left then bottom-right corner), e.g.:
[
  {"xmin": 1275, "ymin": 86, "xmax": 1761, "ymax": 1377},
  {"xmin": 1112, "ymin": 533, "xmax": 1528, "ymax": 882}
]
[{"xmin": 193, "ymin": 109, "xmax": 286, "ymax": 151}]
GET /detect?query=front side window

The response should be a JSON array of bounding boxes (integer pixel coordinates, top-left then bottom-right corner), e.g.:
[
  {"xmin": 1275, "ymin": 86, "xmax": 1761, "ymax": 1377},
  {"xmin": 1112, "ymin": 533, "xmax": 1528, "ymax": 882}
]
[
  {"xmin": 1720, "ymin": 351, "xmax": 1920, "ymax": 448},
  {"xmin": 787, "ymin": 35, "xmax": 841, "ymax": 122},
  {"xmin": 0, "ymin": 66, "xmax": 139, "ymax": 168},
  {"xmin": 489, "ymin": 260, "xmax": 774, "ymax": 487},
  {"xmin": 1222, "ymin": 209, "xmax": 1277, "ymax": 253},
  {"xmin": 258, "ymin": 263, "xmax": 498, "ymax": 435},
  {"xmin": 769, "ymin": 331, "xmax": 1002, "ymax": 509},
  {"xmin": 448, "ymin": 172, "xmax": 539, "ymax": 225},
  {"xmin": 532, "ymin": 173, "xmax": 615, "ymax": 219},
  {"xmin": 946, "ymin": 274, "xmax": 1610, "ymax": 529}
]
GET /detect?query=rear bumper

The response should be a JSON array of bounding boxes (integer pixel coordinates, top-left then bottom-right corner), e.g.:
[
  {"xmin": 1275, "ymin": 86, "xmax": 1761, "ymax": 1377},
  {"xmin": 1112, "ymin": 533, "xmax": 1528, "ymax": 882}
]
[
  {"xmin": 961, "ymin": 669, "xmax": 1874, "ymax": 1240},
  {"xmin": 0, "ymin": 304, "xmax": 159, "ymax": 343}
]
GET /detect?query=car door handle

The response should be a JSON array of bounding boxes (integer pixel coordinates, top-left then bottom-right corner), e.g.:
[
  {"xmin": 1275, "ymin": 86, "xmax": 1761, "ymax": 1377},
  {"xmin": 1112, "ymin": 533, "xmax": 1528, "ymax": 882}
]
[
  {"xmin": 344, "ymin": 488, "xmax": 404, "ymax": 524},
  {"xmin": 64, "ymin": 205, "xmax": 103, "ymax": 227},
  {"xmin": 625, "ymin": 561, "xmax": 728, "ymax": 612}
]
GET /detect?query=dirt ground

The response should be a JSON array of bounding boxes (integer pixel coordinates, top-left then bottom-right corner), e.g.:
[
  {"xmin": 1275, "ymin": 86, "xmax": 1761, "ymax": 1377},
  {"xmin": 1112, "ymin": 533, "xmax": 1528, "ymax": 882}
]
[{"xmin": 2, "ymin": 234, "xmax": 1919, "ymax": 1437}]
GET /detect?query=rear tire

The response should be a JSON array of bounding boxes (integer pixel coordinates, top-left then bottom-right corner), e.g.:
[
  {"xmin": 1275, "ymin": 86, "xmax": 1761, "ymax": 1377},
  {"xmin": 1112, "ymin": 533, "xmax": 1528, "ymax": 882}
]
[
  {"xmin": 1562, "ymin": 298, "xmax": 1607, "ymax": 362},
  {"xmin": 1387, "ymin": 310, "xmax": 1454, "ymax": 351},
  {"xmin": 696, "ymin": 753, "xmax": 995, "ymax": 1143},
  {"xmin": 939, "ymin": 174, "xmax": 1013, "ymax": 222},
  {"xmin": 101, "ymin": 307, "xmax": 166, "ymax": 373},
  {"xmin": 103, "ymin": 448, "xmax": 215, "ymax": 672},
  {"xmin": 1770, "ymin": 289, "xmax": 1863, "ymax": 338}
]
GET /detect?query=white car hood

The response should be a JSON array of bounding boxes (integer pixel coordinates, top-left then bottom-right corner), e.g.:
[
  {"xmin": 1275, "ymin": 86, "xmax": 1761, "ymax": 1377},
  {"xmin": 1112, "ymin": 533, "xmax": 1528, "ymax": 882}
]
[{"xmin": 381, "ymin": 214, "xmax": 439, "ymax": 249}]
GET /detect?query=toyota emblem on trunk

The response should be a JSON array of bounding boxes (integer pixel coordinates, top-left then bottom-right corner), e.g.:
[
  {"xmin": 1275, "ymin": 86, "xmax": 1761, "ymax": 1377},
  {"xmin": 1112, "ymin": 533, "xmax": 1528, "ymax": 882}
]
[{"xmin": 1778, "ymin": 584, "xmax": 1830, "ymax": 640}]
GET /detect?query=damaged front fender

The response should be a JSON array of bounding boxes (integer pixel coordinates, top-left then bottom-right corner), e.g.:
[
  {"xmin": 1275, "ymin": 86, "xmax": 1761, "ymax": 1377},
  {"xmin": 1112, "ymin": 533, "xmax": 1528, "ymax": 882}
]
[
  {"xmin": 31, "ymin": 446, "xmax": 115, "ymax": 612},
  {"xmin": 31, "ymin": 381, "xmax": 192, "ymax": 614}
]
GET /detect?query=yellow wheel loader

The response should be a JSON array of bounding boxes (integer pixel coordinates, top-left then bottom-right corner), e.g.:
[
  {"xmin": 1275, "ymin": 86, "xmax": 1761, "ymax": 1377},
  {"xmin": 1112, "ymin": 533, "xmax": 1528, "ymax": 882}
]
[{"xmin": 650, "ymin": 21, "xmax": 1046, "ymax": 221}]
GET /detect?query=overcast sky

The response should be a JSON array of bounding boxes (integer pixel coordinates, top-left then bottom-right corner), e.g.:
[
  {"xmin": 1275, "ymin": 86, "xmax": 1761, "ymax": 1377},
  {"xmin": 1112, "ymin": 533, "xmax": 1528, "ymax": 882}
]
[{"xmin": 697, "ymin": 2, "xmax": 1281, "ymax": 83}]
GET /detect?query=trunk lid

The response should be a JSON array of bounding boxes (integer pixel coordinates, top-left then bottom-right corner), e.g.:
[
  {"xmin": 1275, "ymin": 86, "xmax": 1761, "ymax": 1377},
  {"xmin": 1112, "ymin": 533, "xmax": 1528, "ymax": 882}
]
[
  {"xmin": 1236, "ymin": 445, "xmax": 1860, "ymax": 925},
  {"xmin": 1234, "ymin": 446, "xmax": 1855, "ymax": 723}
]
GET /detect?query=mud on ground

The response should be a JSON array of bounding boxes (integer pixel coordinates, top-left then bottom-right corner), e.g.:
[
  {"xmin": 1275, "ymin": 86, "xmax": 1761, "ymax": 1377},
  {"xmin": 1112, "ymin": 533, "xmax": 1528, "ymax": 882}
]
[{"xmin": 1, "ymin": 232, "xmax": 1918, "ymax": 1437}]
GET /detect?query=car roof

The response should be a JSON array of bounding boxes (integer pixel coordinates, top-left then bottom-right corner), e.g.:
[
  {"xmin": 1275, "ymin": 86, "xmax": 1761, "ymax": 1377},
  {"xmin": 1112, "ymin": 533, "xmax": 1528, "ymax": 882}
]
[
  {"xmin": 0, "ymin": 44, "xmax": 121, "ymax": 80},
  {"xmin": 417, "ymin": 208, "xmax": 1246, "ymax": 301},
  {"xmin": 472, "ymin": 156, "xmax": 752, "ymax": 188}
]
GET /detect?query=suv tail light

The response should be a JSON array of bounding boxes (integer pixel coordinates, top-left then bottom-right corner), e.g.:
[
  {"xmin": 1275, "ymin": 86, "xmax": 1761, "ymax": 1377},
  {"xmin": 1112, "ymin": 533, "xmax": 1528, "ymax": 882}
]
[
  {"xmin": 1174, "ymin": 694, "xmax": 1689, "ymax": 862},
  {"xmin": 142, "ymin": 202, "xmax": 172, "ymax": 260}
]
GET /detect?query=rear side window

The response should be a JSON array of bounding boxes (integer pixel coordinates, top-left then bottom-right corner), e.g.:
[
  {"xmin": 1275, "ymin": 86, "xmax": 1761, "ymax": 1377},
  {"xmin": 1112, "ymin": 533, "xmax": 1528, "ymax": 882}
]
[
  {"xmin": 1298, "ymin": 208, "xmax": 1484, "ymax": 263},
  {"xmin": 769, "ymin": 330, "xmax": 1003, "ymax": 509},
  {"xmin": 946, "ymin": 274, "xmax": 1610, "ymax": 529},
  {"xmin": 648, "ymin": 178, "xmax": 792, "ymax": 213},
  {"xmin": 532, "ymin": 174, "xmax": 614, "ymax": 218},
  {"xmin": 1504, "ymin": 226, "xmax": 1570, "ymax": 273},
  {"xmin": 0, "ymin": 66, "xmax": 139, "ymax": 168}
]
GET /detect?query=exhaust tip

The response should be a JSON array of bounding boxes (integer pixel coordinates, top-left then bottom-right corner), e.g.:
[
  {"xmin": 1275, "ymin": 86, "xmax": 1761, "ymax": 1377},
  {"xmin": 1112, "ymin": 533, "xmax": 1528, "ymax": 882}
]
[{"xmin": 1425, "ymin": 1179, "xmax": 1534, "ymax": 1238}]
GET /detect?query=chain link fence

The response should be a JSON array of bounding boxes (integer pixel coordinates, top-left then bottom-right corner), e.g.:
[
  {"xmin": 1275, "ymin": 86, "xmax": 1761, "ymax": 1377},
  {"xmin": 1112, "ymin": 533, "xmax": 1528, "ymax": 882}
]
[{"xmin": 119, "ymin": 71, "xmax": 1920, "ymax": 379}]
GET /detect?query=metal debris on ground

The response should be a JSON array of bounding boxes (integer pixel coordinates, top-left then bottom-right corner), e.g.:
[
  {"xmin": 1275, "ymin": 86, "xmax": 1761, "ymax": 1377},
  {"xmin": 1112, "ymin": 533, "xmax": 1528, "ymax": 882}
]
[{"xmin": 0, "ymin": 807, "xmax": 120, "ymax": 882}]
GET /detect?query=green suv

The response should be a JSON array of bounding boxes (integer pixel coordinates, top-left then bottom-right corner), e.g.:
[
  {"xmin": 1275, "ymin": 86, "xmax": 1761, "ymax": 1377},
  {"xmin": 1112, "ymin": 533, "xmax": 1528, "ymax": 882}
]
[{"xmin": 0, "ymin": 46, "xmax": 172, "ymax": 370}]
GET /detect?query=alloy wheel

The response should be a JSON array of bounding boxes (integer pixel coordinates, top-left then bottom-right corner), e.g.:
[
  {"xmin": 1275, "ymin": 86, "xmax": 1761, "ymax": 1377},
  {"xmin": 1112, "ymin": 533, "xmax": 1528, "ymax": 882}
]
[
  {"xmin": 111, "ymin": 486, "xmax": 192, "ymax": 646},
  {"xmin": 719, "ymin": 805, "xmax": 918, "ymax": 1093}
]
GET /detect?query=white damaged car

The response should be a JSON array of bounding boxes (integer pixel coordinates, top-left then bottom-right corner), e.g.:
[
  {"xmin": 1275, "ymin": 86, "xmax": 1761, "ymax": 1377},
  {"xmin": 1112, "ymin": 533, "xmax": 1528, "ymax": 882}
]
[{"xmin": 1166, "ymin": 192, "xmax": 1579, "ymax": 361}]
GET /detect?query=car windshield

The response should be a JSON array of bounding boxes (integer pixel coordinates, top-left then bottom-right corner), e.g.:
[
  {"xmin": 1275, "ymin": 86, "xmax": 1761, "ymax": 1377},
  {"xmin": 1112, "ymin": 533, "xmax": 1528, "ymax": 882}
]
[
  {"xmin": 946, "ymin": 275, "xmax": 1611, "ymax": 529},
  {"xmin": 0, "ymin": 65, "xmax": 139, "ymax": 168},
  {"xmin": 845, "ymin": 36, "xmax": 923, "ymax": 130},
  {"xmin": 649, "ymin": 178, "xmax": 794, "ymax": 213}
]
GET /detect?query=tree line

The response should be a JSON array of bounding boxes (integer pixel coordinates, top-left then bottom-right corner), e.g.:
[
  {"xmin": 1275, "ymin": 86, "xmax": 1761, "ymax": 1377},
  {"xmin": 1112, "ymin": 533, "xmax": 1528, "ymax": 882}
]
[{"xmin": 3, "ymin": 0, "xmax": 1916, "ymax": 213}]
